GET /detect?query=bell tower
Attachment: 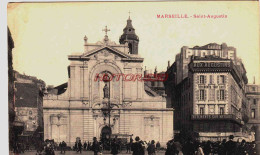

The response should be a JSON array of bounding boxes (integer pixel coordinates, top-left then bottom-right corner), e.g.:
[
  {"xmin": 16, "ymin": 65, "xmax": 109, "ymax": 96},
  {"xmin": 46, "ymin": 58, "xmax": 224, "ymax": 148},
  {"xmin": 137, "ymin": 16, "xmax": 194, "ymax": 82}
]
[{"xmin": 119, "ymin": 12, "xmax": 139, "ymax": 55}]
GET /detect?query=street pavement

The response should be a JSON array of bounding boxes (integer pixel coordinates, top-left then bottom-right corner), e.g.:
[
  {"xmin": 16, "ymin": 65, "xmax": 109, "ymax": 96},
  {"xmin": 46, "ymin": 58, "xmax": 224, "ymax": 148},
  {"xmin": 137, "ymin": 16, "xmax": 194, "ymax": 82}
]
[{"xmin": 9, "ymin": 150, "xmax": 166, "ymax": 155}]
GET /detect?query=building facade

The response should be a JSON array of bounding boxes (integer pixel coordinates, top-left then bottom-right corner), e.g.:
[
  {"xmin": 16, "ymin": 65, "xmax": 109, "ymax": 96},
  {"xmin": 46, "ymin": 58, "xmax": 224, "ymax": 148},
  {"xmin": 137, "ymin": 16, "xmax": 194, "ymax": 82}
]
[
  {"xmin": 165, "ymin": 43, "xmax": 250, "ymax": 141},
  {"xmin": 43, "ymin": 17, "xmax": 173, "ymax": 146},
  {"xmin": 8, "ymin": 27, "xmax": 19, "ymax": 149},
  {"xmin": 246, "ymin": 83, "xmax": 260, "ymax": 153},
  {"xmin": 14, "ymin": 71, "xmax": 45, "ymax": 143}
]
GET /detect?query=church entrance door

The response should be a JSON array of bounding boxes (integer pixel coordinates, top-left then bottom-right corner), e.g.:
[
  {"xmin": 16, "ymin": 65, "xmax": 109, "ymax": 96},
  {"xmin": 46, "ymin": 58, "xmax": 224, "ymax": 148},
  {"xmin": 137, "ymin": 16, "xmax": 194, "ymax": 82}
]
[{"xmin": 101, "ymin": 126, "xmax": 111, "ymax": 150}]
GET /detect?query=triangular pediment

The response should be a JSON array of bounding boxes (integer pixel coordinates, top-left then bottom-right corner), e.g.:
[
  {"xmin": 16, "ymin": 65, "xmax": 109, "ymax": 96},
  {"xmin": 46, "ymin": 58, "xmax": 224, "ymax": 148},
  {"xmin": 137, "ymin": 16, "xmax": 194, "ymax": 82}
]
[{"xmin": 82, "ymin": 46, "xmax": 130, "ymax": 59}]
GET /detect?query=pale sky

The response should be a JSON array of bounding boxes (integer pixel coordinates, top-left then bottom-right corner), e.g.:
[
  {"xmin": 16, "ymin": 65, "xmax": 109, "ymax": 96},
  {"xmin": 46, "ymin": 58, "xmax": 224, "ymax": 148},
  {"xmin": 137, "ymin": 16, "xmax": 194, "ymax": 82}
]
[{"xmin": 7, "ymin": 2, "xmax": 260, "ymax": 86}]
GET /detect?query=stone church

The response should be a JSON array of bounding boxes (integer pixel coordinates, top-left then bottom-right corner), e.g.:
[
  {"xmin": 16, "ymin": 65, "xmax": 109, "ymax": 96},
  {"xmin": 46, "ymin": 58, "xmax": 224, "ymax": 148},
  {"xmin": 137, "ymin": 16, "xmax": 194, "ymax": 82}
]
[{"xmin": 43, "ymin": 16, "xmax": 173, "ymax": 147}]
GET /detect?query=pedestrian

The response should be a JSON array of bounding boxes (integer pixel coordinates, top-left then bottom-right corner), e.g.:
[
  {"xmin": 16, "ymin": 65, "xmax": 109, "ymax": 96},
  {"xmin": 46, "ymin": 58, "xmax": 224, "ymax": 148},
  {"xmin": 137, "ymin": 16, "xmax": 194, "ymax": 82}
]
[
  {"xmin": 83, "ymin": 141, "xmax": 87, "ymax": 151},
  {"xmin": 165, "ymin": 139, "xmax": 177, "ymax": 155},
  {"xmin": 225, "ymin": 135, "xmax": 237, "ymax": 155},
  {"xmin": 126, "ymin": 142, "xmax": 131, "ymax": 153},
  {"xmin": 182, "ymin": 138, "xmax": 195, "ymax": 155},
  {"xmin": 147, "ymin": 140, "xmax": 156, "ymax": 155},
  {"xmin": 92, "ymin": 137, "xmax": 101, "ymax": 155},
  {"xmin": 130, "ymin": 137, "xmax": 133, "ymax": 152},
  {"xmin": 87, "ymin": 142, "xmax": 91, "ymax": 151},
  {"xmin": 77, "ymin": 140, "xmax": 82, "ymax": 153},
  {"xmin": 218, "ymin": 139, "xmax": 226, "ymax": 155},
  {"xmin": 238, "ymin": 139, "xmax": 247, "ymax": 155},
  {"xmin": 59, "ymin": 142, "xmax": 62, "ymax": 153},
  {"xmin": 156, "ymin": 141, "xmax": 161, "ymax": 152},
  {"xmin": 74, "ymin": 142, "xmax": 78, "ymax": 152},
  {"xmin": 131, "ymin": 136, "xmax": 144, "ymax": 155},
  {"xmin": 61, "ymin": 141, "xmax": 66, "ymax": 154},
  {"xmin": 204, "ymin": 141, "xmax": 212, "ymax": 155},
  {"xmin": 111, "ymin": 138, "xmax": 120, "ymax": 155},
  {"xmin": 195, "ymin": 144, "xmax": 204, "ymax": 155}
]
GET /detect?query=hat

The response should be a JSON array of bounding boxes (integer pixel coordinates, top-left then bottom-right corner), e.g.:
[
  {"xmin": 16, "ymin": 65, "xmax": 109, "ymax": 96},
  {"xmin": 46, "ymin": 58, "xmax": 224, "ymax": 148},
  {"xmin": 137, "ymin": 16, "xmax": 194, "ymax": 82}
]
[{"xmin": 229, "ymin": 135, "xmax": 234, "ymax": 139}]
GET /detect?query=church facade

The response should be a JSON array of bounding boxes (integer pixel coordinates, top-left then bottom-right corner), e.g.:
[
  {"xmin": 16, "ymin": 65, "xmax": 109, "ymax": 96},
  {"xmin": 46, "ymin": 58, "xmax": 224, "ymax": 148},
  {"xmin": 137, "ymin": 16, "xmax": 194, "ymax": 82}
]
[{"xmin": 43, "ymin": 17, "xmax": 173, "ymax": 146}]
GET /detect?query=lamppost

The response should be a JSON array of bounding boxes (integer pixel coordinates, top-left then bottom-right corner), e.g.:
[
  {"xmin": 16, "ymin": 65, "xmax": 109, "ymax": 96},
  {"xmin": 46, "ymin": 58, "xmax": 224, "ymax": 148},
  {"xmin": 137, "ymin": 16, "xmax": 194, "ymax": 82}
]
[{"xmin": 101, "ymin": 72, "xmax": 113, "ymax": 149}]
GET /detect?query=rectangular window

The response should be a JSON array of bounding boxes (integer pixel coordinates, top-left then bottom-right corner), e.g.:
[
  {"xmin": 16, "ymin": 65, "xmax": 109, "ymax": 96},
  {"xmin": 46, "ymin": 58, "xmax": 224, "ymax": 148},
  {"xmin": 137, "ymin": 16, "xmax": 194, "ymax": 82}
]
[
  {"xmin": 251, "ymin": 109, "xmax": 256, "ymax": 119},
  {"xmin": 199, "ymin": 107, "xmax": 205, "ymax": 114},
  {"xmin": 220, "ymin": 75, "xmax": 225, "ymax": 84},
  {"xmin": 219, "ymin": 107, "xmax": 224, "ymax": 115},
  {"xmin": 210, "ymin": 75, "xmax": 213, "ymax": 84},
  {"xmin": 200, "ymin": 90, "xmax": 205, "ymax": 100},
  {"xmin": 220, "ymin": 90, "xmax": 225, "ymax": 100},
  {"xmin": 199, "ymin": 75, "xmax": 205, "ymax": 84},
  {"xmin": 254, "ymin": 99, "xmax": 257, "ymax": 105}
]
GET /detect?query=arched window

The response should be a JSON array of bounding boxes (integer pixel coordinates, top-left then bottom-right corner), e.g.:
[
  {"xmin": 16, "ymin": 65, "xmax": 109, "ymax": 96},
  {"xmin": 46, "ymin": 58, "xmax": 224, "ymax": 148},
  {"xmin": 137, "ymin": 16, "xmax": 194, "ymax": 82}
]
[{"xmin": 128, "ymin": 43, "xmax": 132, "ymax": 54}]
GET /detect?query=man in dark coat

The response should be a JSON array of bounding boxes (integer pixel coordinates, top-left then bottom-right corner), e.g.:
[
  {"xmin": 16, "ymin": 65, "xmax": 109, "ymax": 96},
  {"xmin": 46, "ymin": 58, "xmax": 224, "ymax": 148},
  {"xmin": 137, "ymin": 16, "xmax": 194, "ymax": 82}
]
[
  {"xmin": 238, "ymin": 139, "xmax": 248, "ymax": 155},
  {"xmin": 111, "ymin": 138, "xmax": 120, "ymax": 155},
  {"xmin": 204, "ymin": 141, "xmax": 212, "ymax": 155},
  {"xmin": 131, "ymin": 136, "xmax": 144, "ymax": 155},
  {"xmin": 218, "ymin": 139, "xmax": 226, "ymax": 155},
  {"xmin": 156, "ymin": 141, "xmax": 161, "ymax": 152},
  {"xmin": 83, "ymin": 141, "xmax": 87, "ymax": 151},
  {"xmin": 225, "ymin": 135, "xmax": 237, "ymax": 155},
  {"xmin": 77, "ymin": 140, "xmax": 83, "ymax": 153},
  {"xmin": 147, "ymin": 140, "xmax": 156, "ymax": 155},
  {"xmin": 165, "ymin": 139, "xmax": 177, "ymax": 155},
  {"xmin": 61, "ymin": 141, "xmax": 66, "ymax": 154},
  {"xmin": 182, "ymin": 139, "xmax": 195, "ymax": 155},
  {"xmin": 92, "ymin": 137, "xmax": 100, "ymax": 155}
]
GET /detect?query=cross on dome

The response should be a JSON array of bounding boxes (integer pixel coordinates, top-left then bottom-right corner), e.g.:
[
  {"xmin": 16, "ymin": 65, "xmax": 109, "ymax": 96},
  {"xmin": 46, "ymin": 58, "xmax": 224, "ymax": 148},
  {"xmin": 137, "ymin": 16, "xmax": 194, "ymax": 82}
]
[
  {"xmin": 102, "ymin": 26, "xmax": 110, "ymax": 36},
  {"xmin": 128, "ymin": 11, "xmax": 131, "ymax": 19}
]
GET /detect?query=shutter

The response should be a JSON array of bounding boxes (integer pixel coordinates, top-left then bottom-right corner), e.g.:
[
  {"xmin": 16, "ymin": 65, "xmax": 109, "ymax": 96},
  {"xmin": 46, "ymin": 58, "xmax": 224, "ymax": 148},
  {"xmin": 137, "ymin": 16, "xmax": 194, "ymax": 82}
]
[
  {"xmin": 224, "ymin": 90, "xmax": 227, "ymax": 100},
  {"xmin": 212, "ymin": 75, "xmax": 214, "ymax": 84},
  {"xmin": 217, "ymin": 75, "xmax": 219, "ymax": 84},
  {"xmin": 204, "ymin": 75, "xmax": 207, "ymax": 84},
  {"xmin": 217, "ymin": 90, "xmax": 220, "ymax": 100},
  {"xmin": 197, "ymin": 75, "xmax": 199, "ymax": 84},
  {"xmin": 204, "ymin": 90, "xmax": 207, "ymax": 100},
  {"xmin": 224, "ymin": 75, "xmax": 227, "ymax": 84}
]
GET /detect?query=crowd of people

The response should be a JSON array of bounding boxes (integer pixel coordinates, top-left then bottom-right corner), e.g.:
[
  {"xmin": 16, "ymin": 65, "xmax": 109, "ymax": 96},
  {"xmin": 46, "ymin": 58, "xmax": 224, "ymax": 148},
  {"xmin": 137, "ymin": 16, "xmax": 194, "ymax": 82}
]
[
  {"xmin": 165, "ymin": 135, "xmax": 257, "ymax": 155},
  {"xmin": 12, "ymin": 134, "xmax": 258, "ymax": 155}
]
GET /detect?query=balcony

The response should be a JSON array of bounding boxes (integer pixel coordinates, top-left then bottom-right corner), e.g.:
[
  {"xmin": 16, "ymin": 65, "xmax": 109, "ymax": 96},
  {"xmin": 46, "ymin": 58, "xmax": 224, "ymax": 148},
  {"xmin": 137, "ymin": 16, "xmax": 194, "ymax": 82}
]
[{"xmin": 191, "ymin": 114, "xmax": 242, "ymax": 125}]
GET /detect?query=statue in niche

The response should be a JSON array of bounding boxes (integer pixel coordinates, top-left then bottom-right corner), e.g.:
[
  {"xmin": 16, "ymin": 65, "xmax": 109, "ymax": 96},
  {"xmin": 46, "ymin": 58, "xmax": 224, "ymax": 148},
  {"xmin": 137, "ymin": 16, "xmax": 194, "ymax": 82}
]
[{"xmin": 103, "ymin": 83, "xmax": 109, "ymax": 99}]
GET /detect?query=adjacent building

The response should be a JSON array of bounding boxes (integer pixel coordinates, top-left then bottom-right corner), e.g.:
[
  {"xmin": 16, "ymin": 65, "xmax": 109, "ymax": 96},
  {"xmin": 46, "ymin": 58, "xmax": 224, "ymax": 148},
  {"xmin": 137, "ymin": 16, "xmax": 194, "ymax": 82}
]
[
  {"xmin": 14, "ymin": 71, "xmax": 45, "ymax": 144},
  {"xmin": 8, "ymin": 27, "xmax": 20, "ymax": 149},
  {"xmin": 246, "ymin": 83, "xmax": 260, "ymax": 153},
  {"xmin": 43, "ymin": 17, "xmax": 173, "ymax": 146},
  {"xmin": 165, "ymin": 43, "xmax": 251, "ymax": 141}
]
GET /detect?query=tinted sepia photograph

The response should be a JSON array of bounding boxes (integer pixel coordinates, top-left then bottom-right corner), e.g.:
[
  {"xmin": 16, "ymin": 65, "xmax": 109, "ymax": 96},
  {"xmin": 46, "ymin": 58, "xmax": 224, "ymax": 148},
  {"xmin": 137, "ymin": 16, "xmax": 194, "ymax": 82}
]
[{"xmin": 7, "ymin": 1, "xmax": 260, "ymax": 155}]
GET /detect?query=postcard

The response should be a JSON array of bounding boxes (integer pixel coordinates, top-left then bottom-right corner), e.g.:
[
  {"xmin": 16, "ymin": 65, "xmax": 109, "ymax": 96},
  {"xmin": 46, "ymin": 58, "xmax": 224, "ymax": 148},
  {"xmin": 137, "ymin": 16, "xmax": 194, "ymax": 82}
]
[{"xmin": 7, "ymin": 1, "xmax": 260, "ymax": 154}]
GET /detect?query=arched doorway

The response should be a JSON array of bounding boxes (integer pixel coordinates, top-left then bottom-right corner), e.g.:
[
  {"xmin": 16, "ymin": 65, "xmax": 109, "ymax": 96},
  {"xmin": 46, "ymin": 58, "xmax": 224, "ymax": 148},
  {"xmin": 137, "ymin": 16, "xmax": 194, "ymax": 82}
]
[{"xmin": 101, "ymin": 126, "xmax": 111, "ymax": 150}]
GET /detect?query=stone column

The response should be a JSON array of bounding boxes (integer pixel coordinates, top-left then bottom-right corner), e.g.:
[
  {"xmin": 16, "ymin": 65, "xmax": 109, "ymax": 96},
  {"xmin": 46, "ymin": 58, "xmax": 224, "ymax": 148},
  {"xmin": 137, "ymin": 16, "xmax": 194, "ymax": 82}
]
[{"xmin": 255, "ymin": 124, "xmax": 260, "ymax": 154}]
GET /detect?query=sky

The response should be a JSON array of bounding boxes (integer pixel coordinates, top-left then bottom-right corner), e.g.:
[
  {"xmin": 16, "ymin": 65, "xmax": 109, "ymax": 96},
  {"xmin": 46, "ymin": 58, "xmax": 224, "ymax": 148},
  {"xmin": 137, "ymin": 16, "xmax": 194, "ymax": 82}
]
[{"xmin": 7, "ymin": 1, "xmax": 260, "ymax": 86}]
